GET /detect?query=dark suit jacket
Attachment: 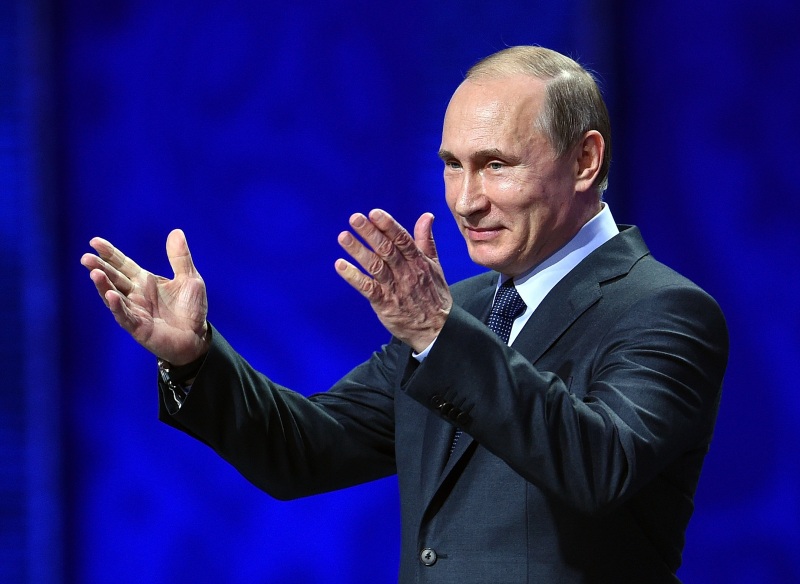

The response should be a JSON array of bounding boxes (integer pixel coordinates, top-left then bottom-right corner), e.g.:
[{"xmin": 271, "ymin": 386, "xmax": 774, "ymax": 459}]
[{"xmin": 160, "ymin": 225, "xmax": 729, "ymax": 583}]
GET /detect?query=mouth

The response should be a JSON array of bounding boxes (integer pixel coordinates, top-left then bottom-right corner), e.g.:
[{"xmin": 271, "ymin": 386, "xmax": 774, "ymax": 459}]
[{"xmin": 464, "ymin": 225, "xmax": 503, "ymax": 242}]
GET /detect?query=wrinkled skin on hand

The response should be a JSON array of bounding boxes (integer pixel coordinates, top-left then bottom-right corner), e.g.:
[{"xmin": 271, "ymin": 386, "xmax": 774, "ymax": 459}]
[{"xmin": 335, "ymin": 209, "xmax": 453, "ymax": 353}]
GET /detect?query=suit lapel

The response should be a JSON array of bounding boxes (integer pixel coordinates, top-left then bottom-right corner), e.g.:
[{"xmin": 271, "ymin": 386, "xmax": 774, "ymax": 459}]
[
  {"xmin": 511, "ymin": 276, "xmax": 601, "ymax": 364},
  {"xmin": 512, "ymin": 225, "xmax": 649, "ymax": 364}
]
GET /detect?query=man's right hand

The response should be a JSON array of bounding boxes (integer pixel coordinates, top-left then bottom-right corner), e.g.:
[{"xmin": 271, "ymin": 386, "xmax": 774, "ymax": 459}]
[{"xmin": 80, "ymin": 228, "xmax": 210, "ymax": 366}]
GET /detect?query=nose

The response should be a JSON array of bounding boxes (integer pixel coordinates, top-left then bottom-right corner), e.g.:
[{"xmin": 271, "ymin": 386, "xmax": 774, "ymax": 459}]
[{"xmin": 451, "ymin": 171, "xmax": 489, "ymax": 218}]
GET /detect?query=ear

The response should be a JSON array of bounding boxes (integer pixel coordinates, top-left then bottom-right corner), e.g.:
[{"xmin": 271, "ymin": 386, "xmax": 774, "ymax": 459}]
[{"xmin": 574, "ymin": 130, "xmax": 604, "ymax": 193}]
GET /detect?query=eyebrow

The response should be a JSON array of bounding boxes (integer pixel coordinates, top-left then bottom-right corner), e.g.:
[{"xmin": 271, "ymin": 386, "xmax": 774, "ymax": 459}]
[{"xmin": 438, "ymin": 148, "xmax": 510, "ymax": 162}]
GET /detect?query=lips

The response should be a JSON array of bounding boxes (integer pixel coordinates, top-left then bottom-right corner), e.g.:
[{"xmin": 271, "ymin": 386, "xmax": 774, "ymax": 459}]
[{"xmin": 464, "ymin": 226, "xmax": 503, "ymax": 241}]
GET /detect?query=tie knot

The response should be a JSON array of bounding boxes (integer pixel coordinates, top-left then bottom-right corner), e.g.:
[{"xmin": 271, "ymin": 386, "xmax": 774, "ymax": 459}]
[
  {"xmin": 486, "ymin": 279, "xmax": 526, "ymax": 343},
  {"xmin": 494, "ymin": 279, "xmax": 526, "ymax": 318}
]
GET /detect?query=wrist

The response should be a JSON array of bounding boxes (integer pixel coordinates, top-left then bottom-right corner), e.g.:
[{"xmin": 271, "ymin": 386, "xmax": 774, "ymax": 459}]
[
  {"xmin": 166, "ymin": 322, "xmax": 211, "ymax": 367},
  {"xmin": 158, "ymin": 353, "xmax": 205, "ymax": 388}
]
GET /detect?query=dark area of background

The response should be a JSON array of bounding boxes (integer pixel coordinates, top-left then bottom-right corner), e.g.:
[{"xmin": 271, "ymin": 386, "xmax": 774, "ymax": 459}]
[{"xmin": 2, "ymin": 0, "xmax": 799, "ymax": 582}]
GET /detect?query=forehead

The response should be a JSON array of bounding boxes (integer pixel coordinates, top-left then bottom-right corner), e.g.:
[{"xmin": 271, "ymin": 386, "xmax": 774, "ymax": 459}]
[{"xmin": 441, "ymin": 75, "xmax": 548, "ymax": 152}]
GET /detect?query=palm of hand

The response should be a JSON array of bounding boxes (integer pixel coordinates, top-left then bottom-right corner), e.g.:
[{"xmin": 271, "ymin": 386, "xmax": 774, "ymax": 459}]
[
  {"xmin": 129, "ymin": 270, "xmax": 209, "ymax": 364},
  {"xmin": 82, "ymin": 229, "xmax": 210, "ymax": 365}
]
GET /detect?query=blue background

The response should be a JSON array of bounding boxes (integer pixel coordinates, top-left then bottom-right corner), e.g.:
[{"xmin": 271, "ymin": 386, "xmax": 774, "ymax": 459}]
[{"xmin": 3, "ymin": 0, "xmax": 800, "ymax": 582}]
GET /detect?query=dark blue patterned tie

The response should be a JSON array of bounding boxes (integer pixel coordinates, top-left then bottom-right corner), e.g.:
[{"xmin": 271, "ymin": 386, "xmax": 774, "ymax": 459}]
[
  {"xmin": 486, "ymin": 279, "xmax": 527, "ymax": 344},
  {"xmin": 450, "ymin": 279, "xmax": 527, "ymax": 453}
]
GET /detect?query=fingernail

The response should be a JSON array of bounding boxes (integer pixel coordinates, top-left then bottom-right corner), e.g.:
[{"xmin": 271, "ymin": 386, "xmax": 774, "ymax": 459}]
[{"xmin": 371, "ymin": 209, "xmax": 385, "ymax": 220}]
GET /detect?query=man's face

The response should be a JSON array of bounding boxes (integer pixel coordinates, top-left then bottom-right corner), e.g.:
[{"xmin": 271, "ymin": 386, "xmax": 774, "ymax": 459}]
[{"xmin": 440, "ymin": 75, "xmax": 590, "ymax": 277}]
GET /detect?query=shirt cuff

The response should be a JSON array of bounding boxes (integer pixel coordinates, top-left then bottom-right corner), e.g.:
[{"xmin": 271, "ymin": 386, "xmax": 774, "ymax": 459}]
[{"xmin": 412, "ymin": 337, "xmax": 437, "ymax": 362}]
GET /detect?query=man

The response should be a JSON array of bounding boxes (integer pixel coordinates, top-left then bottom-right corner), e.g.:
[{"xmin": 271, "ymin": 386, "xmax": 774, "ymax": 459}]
[{"xmin": 82, "ymin": 46, "xmax": 728, "ymax": 583}]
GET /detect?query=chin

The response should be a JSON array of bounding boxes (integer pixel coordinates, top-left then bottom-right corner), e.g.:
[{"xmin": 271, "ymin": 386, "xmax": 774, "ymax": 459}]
[{"xmin": 467, "ymin": 248, "xmax": 509, "ymax": 273}]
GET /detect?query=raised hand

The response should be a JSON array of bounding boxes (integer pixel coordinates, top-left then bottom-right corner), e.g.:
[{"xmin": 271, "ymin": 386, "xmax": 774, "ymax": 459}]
[
  {"xmin": 335, "ymin": 209, "xmax": 453, "ymax": 353},
  {"xmin": 80, "ymin": 229, "xmax": 210, "ymax": 365}
]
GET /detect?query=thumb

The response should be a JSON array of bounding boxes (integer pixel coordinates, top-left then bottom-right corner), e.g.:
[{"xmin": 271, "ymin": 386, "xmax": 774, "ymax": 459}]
[
  {"xmin": 414, "ymin": 213, "xmax": 439, "ymax": 261},
  {"xmin": 166, "ymin": 228, "xmax": 198, "ymax": 278}
]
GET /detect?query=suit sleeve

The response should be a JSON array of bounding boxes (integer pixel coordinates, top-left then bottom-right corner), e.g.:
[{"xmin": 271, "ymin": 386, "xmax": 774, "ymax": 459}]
[
  {"xmin": 401, "ymin": 283, "xmax": 729, "ymax": 515},
  {"xmin": 159, "ymin": 324, "xmax": 406, "ymax": 500}
]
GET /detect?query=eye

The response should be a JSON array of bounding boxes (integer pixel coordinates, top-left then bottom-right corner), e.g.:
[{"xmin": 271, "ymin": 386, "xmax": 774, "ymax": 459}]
[
  {"xmin": 445, "ymin": 160, "xmax": 462, "ymax": 170},
  {"xmin": 488, "ymin": 161, "xmax": 504, "ymax": 171}
]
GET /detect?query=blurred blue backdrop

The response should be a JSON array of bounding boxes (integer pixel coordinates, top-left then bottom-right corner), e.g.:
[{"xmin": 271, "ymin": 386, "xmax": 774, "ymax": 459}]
[{"xmin": 2, "ymin": 0, "xmax": 799, "ymax": 582}]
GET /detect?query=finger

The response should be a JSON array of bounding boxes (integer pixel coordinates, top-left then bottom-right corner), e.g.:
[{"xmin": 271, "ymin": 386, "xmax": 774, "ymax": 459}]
[
  {"xmin": 334, "ymin": 258, "xmax": 379, "ymax": 300},
  {"xmin": 104, "ymin": 287, "xmax": 142, "ymax": 336},
  {"xmin": 337, "ymin": 229, "xmax": 391, "ymax": 284},
  {"xmin": 348, "ymin": 212, "xmax": 403, "ymax": 267},
  {"xmin": 83, "ymin": 253, "xmax": 135, "ymax": 297},
  {"xmin": 89, "ymin": 269, "xmax": 138, "ymax": 333},
  {"xmin": 413, "ymin": 213, "xmax": 439, "ymax": 261},
  {"xmin": 368, "ymin": 209, "xmax": 420, "ymax": 260},
  {"xmin": 87, "ymin": 267, "xmax": 116, "ymax": 307},
  {"xmin": 166, "ymin": 229, "xmax": 198, "ymax": 279},
  {"xmin": 88, "ymin": 237, "xmax": 145, "ymax": 282}
]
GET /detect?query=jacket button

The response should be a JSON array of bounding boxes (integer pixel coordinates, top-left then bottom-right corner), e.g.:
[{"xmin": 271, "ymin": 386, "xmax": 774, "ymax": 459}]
[{"xmin": 419, "ymin": 547, "xmax": 438, "ymax": 566}]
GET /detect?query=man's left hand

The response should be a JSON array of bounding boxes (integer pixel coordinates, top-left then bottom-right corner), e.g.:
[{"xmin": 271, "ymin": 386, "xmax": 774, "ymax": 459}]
[{"xmin": 335, "ymin": 209, "xmax": 452, "ymax": 353}]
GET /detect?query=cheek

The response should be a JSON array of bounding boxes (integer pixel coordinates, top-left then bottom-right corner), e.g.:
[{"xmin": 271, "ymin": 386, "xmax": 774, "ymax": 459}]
[
  {"xmin": 489, "ymin": 179, "xmax": 534, "ymax": 223},
  {"xmin": 443, "ymin": 188, "xmax": 460, "ymax": 220},
  {"xmin": 443, "ymin": 181, "xmax": 455, "ymax": 206},
  {"xmin": 443, "ymin": 174, "xmax": 459, "ymax": 203}
]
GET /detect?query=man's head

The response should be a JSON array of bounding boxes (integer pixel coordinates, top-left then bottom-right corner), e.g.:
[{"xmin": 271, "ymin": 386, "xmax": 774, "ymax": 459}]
[{"xmin": 439, "ymin": 46, "xmax": 611, "ymax": 277}]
